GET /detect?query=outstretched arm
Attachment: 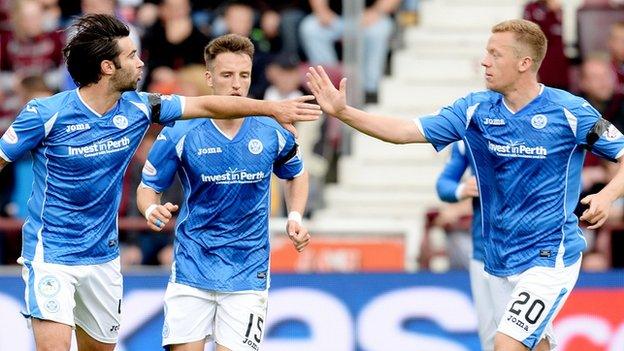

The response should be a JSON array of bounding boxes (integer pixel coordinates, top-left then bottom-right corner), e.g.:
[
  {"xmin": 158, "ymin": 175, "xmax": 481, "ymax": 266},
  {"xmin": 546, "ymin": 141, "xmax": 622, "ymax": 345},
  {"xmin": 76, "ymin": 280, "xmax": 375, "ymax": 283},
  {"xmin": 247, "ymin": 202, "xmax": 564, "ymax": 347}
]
[
  {"xmin": 182, "ymin": 95, "xmax": 321, "ymax": 136},
  {"xmin": 580, "ymin": 156, "xmax": 624, "ymax": 229},
  {"xmin": 306, "ymin": 66, "xmax": 428, "ymax": 144}
]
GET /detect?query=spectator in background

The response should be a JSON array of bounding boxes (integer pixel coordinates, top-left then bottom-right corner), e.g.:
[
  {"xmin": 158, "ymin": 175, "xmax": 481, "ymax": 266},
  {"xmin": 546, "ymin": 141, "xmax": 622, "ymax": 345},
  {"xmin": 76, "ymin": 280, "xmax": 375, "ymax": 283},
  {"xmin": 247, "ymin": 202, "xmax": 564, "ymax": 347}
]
[
  {"xmin": 217, "ymin": 1, "xmax": 274, "ymax": 98},
  {"xmin": 579, "ymin": 53, "xmax": 624, "ymax": 132},
  {"xmin": 265, "ymin": 53, "xmax": 327, "ymax": 216},
  {"xmin": 523, "ymin": 0, "xmax": 569, "ymax": 91},
  {"xmin": 141, "ymin": 0, "xmax": 210, "ymax": 89},
  {"xmin": 262, "ymin": 1, "xmax": 308, "ymax": 57},
  {"xmin": 0, "ymin": 0, "xmax": 64, "ymax": 91},
  {"xmin": 608, "ymin": 21, "xmax": 624, "ymax": 93},
  {"xmin": 62, "ymin": 0, "xmax": 143, "ymax": 91},
  {"xmin": 38, "ymin": 0, "xmax": 62, "ymax": 31},
  {"xmin": 299, "ymin": 0, "xmax": 400, "ymax": 103},
  {"xmin": 0, "ymin": 0, "xmax": 10, "ymax": 32}
]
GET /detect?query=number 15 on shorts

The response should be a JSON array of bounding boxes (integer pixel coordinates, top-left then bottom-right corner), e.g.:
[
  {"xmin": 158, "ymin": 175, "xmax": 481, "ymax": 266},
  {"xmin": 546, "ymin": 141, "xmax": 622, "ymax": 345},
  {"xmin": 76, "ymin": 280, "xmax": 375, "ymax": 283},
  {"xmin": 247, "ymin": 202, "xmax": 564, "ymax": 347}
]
[{"xmin": 243, "ymin": 313, "xmax": 264, "ymax": 348}]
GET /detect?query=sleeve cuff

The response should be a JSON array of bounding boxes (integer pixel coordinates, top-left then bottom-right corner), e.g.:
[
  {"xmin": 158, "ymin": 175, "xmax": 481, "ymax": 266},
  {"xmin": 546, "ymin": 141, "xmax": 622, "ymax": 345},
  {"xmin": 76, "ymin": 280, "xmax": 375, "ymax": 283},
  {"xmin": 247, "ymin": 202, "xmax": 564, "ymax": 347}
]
[
  {"xmin": 413, "ymin": 117, "xmax": 425, "ymax": 140},
  {"xmin": 179, "ymin": 95, "xmax": 186, "ymax": 119},
  {"xmin": 139, "ymin": 181, "xmax": 162, "ymax": 194}
]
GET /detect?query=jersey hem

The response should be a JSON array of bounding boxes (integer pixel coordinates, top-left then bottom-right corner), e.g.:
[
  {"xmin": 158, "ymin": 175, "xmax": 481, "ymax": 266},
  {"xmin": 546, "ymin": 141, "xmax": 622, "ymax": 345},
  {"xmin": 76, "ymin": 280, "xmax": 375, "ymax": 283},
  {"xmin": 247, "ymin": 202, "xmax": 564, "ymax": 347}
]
[
  {"xmin": 484, "ymin": 260, "xmax": 552, "ymax": 277},
  {"xmin": 22, "ymin": 252, "xmax": 119, "ymax": 266},
  {"xmin": 172, "ymin": 277, "xmax": 267, "ymax": 293}
]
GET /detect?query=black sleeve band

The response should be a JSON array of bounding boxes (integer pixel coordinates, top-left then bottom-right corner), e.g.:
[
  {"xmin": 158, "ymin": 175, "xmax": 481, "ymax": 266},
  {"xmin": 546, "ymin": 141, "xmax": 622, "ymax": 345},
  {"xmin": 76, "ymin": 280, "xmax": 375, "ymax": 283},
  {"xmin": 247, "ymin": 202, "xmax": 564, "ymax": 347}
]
[
  {"xmin": 148, "ymin": 93, "xmax": 162, "ymax": 124},
  {"xmin": 274, "ymin": 144, "xmax": 299, "ymax": 168},
  {"xmin": 584, "ymin": 117, "xmax": 618, "ymax": 162},
  {"xmin": 585, "ymin": 117, "xmax": 611, "ymax": 150}
]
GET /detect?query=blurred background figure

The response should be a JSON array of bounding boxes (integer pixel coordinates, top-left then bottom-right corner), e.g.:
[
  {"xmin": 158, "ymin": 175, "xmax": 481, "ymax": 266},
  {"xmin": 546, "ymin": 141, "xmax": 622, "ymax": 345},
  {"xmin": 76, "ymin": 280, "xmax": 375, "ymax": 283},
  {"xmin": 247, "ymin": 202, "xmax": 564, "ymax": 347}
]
[
  {"xmin": 608, "ymin": 21, "xmax": 624, "ymax": 94},
  {"xmin": 523, "ymin": 0, "xmax": 569, "ymax": 90},
  {"xmin": 141, "ymin": 0, "xmax": 209, "ymax": 88},
  {"xmin": 264, "ymin": 53, "xmax": 327, "ymax": 216},
  {"xmin": 0, "ymin": 0, "xmax": 63, "ymax": 91},
  {"xmin": 61, "ymin": 0, "xmax": 143, "ymax": 90},
  {"xmin": 299, "ymin": 0, "xmax": 400, "ymax": 103},
  {"xmin": 578, "ymin": 53, "xmax": 624, "ymax": 132}
]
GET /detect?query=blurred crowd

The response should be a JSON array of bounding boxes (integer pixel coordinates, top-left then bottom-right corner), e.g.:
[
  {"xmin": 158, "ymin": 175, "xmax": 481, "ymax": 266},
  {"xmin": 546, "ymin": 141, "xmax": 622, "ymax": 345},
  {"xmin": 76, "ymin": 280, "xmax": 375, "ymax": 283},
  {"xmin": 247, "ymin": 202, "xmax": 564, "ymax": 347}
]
[
  {"xmin": 428, "ymin": 0, "xmax": 624, "ymax": 273},
  {"xmin": 0, "ymin": 0, "xmax": 419, "ymax": 266}
]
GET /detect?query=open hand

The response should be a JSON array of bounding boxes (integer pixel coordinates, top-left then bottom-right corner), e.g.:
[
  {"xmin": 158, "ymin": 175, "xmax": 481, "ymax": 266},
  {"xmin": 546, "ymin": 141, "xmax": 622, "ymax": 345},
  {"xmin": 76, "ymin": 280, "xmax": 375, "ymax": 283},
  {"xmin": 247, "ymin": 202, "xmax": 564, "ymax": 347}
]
[{"xmin": 306, "ymin": 66, "xmax": 347, "ymax": 118}]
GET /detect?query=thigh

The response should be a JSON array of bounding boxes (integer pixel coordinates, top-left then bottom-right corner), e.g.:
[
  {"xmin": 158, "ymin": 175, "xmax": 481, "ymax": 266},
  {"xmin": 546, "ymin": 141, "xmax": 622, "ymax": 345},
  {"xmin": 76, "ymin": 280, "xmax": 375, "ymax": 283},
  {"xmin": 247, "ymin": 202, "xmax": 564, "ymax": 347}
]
[
  {"xmin": 498, "ymin": 259, "xmax": 581, "ymax": 350},
  {"xmin": 215, "ymin": 290, "xmax": 268, "ymax": 351},
  {"xmin": 163, "ymin": 282, "xmax": 217, "ymax": 347},
  {"xmin": 31, "ymin": 318, "xmax": 72, "ymax": 351},
  {"xmin": 21, "ymin": 259, "xmax": 78, "ymax": 327},
  {"xmin": 74, "ymin": 257, "xmax": 123, "ymax": 344}
]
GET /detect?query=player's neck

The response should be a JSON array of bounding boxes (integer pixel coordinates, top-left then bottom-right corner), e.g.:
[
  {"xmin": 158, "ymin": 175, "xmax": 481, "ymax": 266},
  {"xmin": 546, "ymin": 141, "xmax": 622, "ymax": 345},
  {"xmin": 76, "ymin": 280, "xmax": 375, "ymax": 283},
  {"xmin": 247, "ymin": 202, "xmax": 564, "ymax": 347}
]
[
  {"xmin": 213, "ymin": 118, "xmax": 244, "ymax": 139},
  {"xmin": 78, "ymin": 82, "xmax": 122, "ymax": 115},
  {"xmin": 502, "ymin": 79, "xmax": 541, "ymax": 113}
]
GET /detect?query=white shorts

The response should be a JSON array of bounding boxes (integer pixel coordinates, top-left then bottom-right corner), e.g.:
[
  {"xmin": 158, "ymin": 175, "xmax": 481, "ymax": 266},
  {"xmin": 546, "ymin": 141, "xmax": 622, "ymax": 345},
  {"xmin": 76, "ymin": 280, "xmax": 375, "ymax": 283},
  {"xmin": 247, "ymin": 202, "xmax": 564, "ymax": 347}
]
[
  {"xmin": 162, "ymin": 282, "xmax": 268, "ymax": 350},
  {"xmin": 20, "ymin": 257, "xmax": 123, "ymax": 344},
  {"xmin": 469, "ymin": 259, "xmax": 497, "ymax": 351},
  {"xmin": 487, "ymin": 257, "xmax": 581, "ymax": 350}
]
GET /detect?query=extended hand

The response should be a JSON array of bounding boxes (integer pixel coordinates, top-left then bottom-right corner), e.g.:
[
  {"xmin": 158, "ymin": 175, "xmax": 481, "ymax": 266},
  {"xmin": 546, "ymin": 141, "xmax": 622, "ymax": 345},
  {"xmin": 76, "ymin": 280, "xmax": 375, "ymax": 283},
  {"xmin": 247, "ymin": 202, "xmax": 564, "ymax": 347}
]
[
  {"xmin": 306, "ymin": 66, "xmax": 347, "ymax": 118},
  {"xmin": 272, "ymin": 95, "xmax": 322, "ymax": 137}
]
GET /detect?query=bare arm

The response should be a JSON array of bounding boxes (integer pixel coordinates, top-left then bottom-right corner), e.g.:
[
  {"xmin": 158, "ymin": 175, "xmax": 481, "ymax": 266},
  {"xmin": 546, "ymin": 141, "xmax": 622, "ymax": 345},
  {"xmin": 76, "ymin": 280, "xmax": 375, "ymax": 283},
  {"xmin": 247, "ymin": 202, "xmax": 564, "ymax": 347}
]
[
  {"xmin": 283, "ymin": 171, "xmax": 310, "ymax": 252},
  {"xmin": 580, "ymin": 156, "xmax": 624, "ymax": 229},
  {"xmin": 136, "ymin": 185, "xmax": 178, "ymax": 232},
  {"xmin": 284, "ymin": 170, "xmax": 309, "ymax": 216},
  {"xmin": 182, "ymin": 95, "xmax": 321, "ymax": 137},
  {"xmin": 306, "ymin": 66, "xmax": 427, "ymax": 144}
]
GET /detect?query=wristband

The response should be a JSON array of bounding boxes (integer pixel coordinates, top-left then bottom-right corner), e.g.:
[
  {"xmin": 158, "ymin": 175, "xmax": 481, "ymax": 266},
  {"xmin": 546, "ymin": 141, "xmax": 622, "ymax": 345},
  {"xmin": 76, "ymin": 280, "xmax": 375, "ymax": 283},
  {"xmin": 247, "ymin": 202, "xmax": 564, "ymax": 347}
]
[
  {"xmin": 288, "ymin": 211, "xmax": 302, "ymax": 225},
  {"xmin": 454, "ymin": 183, "xmax": 465, "ymax": 201},
  {"xmin": 145, "ymin": 204, "xmax": 158, "ymax": 221}
]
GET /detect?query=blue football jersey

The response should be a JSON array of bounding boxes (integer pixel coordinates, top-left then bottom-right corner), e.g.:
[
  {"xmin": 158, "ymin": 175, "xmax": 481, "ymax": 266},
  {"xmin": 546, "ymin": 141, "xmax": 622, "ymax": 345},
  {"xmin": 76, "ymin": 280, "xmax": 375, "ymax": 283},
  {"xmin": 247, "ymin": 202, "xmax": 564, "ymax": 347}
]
[
  {"xmin": 419, "ymin": 85, "xmax": 624, "ymax": 276},
  {"xmin": 435, "ymin": 141, "xmax": 484, "ymax": 262},
  {"xmin": 0, "ymin": 89, "xmax": 184, "ymax": 265},
  {"xmin": 141, "ymin": 117, "xmax": 304, "ymax": 292}
]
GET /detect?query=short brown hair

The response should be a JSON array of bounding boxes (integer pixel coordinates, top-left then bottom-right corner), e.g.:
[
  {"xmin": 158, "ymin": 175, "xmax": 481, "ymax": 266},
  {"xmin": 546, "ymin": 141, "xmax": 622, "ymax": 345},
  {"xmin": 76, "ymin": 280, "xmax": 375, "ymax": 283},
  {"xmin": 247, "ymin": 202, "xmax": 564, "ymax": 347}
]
[
  {"xmin": 204, "ymin": 34, "xmax": 255, "ymax": 70},
  {"xmin": 492, "ymin": 19, "xmax": 547, "ymax": 71}
]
